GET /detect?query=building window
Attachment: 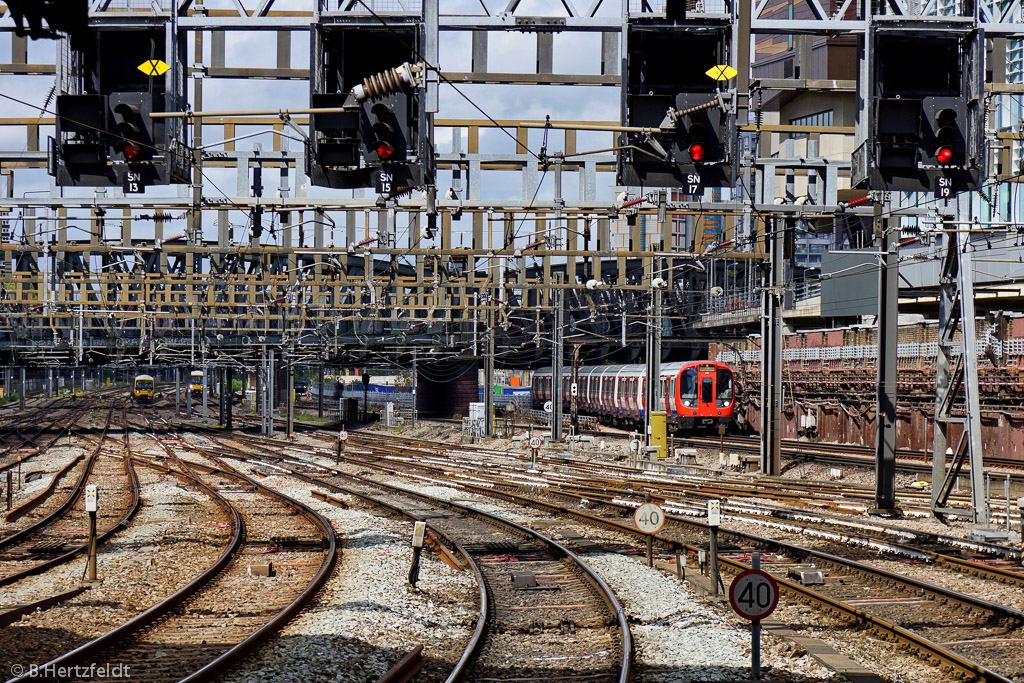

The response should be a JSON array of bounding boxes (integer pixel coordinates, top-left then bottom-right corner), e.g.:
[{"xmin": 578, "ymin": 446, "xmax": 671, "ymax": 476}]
[{"xmin": 789, "ymin": 110, "xmax": 834, "ymax": 127}]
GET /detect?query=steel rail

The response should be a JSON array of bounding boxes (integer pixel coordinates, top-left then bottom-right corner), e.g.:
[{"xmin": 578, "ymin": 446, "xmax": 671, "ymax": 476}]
[
  {"xmin": 341, "ymin": 432, "xmax": 1023, "ymax": 563},
  {"xmin": 236, "ymin": 448, "xmax": 633, "ymax": 683},
  {"xmin": 301, "ymin": 438, "xmax": 1017, "ymax": 683},
  {"xmin": 5, "ymin": 459, "xmax": 242, "ymax": 683},
  {"xmin": 682, "ymin": 434, "xmax": 1024, "ymax": 473},
  {"xmin": 422, "ymin": 471, "xmax": 1024, "ymax": 623},
  {"xmin": 173, "ymin": 458, "xmax": 339, "ymax": 683},
  {"xmin": 377, "ymin": 644, "xmax": 425, "ymax": 683},
  {"xmin": 190, "ymin": 434, "xmax": 490, "ymax": 683},
  {"xmin": 194, "ymin": 431, "xmax": 628, "ymax": 683},
  {"xmin": 344, "ymin": 473, "xmax": 632, "ymax": 683},
  {"xmin": 0, "ymin": 408, "xmax": 113, "ymax": 551},
  {"xmin": 0, "ymin": 403, "xmax": 84, "ymax": 471},
  {"xmin": 0, "ymin": 449, "xmax": 141, "ymax": 589},
  {"xmin": 3, "ymin": 454, "xmax": 85, "ymax": 522},
  {"xmin": 452, "ymin": 483, "xmax": 1016, "ymax": 683},
  {"xmin": 481, "ymin": 475, "xmax": 1024, "ymax": 577},
  {"xmin": 298, "ymin": 477, "xmax": 488, "ymax": 683}
]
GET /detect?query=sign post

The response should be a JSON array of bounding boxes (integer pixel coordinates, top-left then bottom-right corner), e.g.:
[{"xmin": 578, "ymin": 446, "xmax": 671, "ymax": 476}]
[
  {"xmin": 728, "ymin": 553, "xmax": 779, "ymax": 680},
  {"xmin": 409, "ymin": 520, "xmax": 426, "ymax": 588},
  {"xmin": 85, "ymin": 484, "xmax": 99, "ymax": 582},
  {"xmin": 634, "ymin": 499, "xmax": 665, "ymax": 567},
  {"xmin": 708, "ymin": 499, "xmax": 721, "ymax": 595},
  {"xmin": 338, "ymin": 428, "xmax": 348, "ymax": 463},
  {"xmin": 529, "ymin": 435, "xmax": 542, "ymax": 468}
]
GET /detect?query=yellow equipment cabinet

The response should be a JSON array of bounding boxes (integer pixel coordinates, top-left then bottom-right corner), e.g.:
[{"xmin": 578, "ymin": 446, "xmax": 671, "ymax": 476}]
[{"xmin": 649, "ymin": 411, "xmax": 667, "ymax": 459}]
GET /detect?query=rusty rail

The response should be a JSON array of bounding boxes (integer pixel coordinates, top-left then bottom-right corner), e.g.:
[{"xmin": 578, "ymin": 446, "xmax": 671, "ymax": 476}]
[
  {"xmin": 4, "ymin": 454, "xmax": 84, "ymax": 522},
  {"xmin": 455, "ymin": 483, "xmax": 1017, "ymax": 683},
  {"xmin": 0, "ymin": 408, "xmax": 114, "ymax": 551},
  {"xmin": 376, "ymin": 644, "xmax": 424, "ymax": 683},
  {"xmin": 8, "ymin": 461, "xmax": 243, "ymax": 683}
]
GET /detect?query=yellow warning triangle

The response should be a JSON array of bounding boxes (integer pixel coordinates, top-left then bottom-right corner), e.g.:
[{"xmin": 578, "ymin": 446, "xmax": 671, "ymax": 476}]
[
  {"xmin": 705, "ymin": 64, "xmax": 738, "ymax": 81},
  {"xmin": 138, "ymin": 60, "xmax": 170, "ymax": 77}
]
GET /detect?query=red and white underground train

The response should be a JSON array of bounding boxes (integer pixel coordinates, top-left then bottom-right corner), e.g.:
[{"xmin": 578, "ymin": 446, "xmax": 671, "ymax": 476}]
[{"xmin": 533, "ymin": 361, "xmax": 736, "ymax": 431}]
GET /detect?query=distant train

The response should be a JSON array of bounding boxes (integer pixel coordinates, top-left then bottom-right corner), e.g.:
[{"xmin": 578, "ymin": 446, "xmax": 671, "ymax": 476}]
[
  {"xmin": 133, "ymin": 374, "xmax": 156, "ymax": 403},
  {"xmin": 189, "ymin": 370, "xmax": 204, "ymax": 398},
  {"xmin": 533, "ymin": 361, "xmax": 735, "ymax": 431}
]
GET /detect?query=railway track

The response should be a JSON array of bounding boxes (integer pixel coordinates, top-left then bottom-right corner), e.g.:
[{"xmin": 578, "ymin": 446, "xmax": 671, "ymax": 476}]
[
  {"xmin": 332, "ymin": 429, "xmax": 1023, "ymax": 571},
  {"xmin": 0, "ymin": 402, "xmax": 86, "ymax": 471},
  {"xmin": 8, "ymin": 450, "xmax": 337, "ymax": 683},
  {"xmin": 681, "ymin": 433, "xmax": 1024, "ymax": 473},
  {"xmin": 284, "ymin": 429, "xmax": 1024, "ymax": 682},
  {"xmin": 321, "ymin": 432, "xmax": 1024, "ymax": 557},
  {"xmin": 0, "ymin": 408, "xmax": 142, "ymax": 588},
  {"xmin": 186, "ymin": 430, "xmax": 633, "ymax": 683},
  {"xmin": 7, "ymin": 400, "xmax": 1022, "ymax": 682}
]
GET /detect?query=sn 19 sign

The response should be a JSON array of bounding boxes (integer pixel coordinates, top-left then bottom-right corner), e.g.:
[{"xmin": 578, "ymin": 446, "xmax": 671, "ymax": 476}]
[{"xmin": 729, "ymin": 569, "xmax": 779, "ymax": 621}]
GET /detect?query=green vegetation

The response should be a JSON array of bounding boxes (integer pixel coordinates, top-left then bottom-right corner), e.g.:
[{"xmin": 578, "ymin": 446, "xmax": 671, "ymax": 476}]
[{"xmin": 295, "ymin": 413, "xmax": 331, "ymax": 423}]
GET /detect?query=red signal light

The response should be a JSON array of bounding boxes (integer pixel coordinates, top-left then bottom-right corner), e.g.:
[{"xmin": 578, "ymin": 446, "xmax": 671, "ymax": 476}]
[
  {"xmin": 121, "ymin": 142, "xmax": 140, "ymax": 160},
  {"xmin": 936, "ymin": 146, "xmax": 953, "ymax": 165},
  {"xmin": 376, "ymin": 142, "xmax": 394, "ymax": 161},
  {"xmin": 689, "ymin": 143, "xmax": 705, "ymax": 162}
]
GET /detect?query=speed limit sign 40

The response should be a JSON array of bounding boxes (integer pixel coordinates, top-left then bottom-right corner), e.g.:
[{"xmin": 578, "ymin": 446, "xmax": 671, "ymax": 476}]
[
  {"xmin": 633, "ymin": 503, "xmax": 665, "ymax": 534},
  {"xmin": 729, "ymin": 569, "xmax": 779, "ymax": 621}
]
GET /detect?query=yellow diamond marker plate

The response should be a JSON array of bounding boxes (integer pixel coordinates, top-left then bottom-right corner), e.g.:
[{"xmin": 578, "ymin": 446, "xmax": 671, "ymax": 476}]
[
  {"xmin": 138, "ymin": 60, "xmax": 170, "ymax": 77},
  {"xmin": 706, "ymin": 64, "xmax": 738, "ymax": 81}
]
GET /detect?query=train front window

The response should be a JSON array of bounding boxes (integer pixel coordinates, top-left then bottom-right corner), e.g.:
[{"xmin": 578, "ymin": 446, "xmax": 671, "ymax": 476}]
[
  {"xmin": 136, "ymin": 380, "xmax": 153, "ymax": 390},
  {"xmin": 679, "ymin": 368, "xmax": 697, "ymax": 408},
  {"xmin": 701, "ymin": 377, "xmax": 713, "ymax": 404},
  {"xmin": 716, "ymin": 368, "xmax": 734, "ymax": 404}
]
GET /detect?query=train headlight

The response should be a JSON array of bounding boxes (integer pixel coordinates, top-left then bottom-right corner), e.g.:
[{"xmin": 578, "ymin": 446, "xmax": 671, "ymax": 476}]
[
  {"xmin": 683, "ymin": 400, "xmax": 692, "ymax": 408},
  {"xmin": 719, "ymin": 400, "xmax": 730, "ymax": 407}
]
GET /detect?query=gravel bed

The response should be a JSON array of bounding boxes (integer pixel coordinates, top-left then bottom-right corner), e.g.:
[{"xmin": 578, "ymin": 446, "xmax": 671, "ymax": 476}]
[
  {"xmin": 772, "ymin": 601, "xmax": 946, "ymax": 683},
  {"xmin": 351, "ymin": 423, "xmax": 1020, "ymax": 551},
  {"xmin": 218, "ymin": 472, "xmax": 479, "ymax": 683},
  {"xmin": 41, "ymin": 428, "xmax": 991, "ymax": 683},
  {"xmin": 376, "ymin": 476, "xmax": 838, "ymax": 682},
  {"xmin": 0, "ymin": 463, "xmax": 231, "ymax": 671},
  {"xmin": 320, "ymin": 434, "xmax": 1013, "ymax": 683},
  {"xmin": 0, "ymin": 445, "xmax": 84, "ymax": 536}
]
